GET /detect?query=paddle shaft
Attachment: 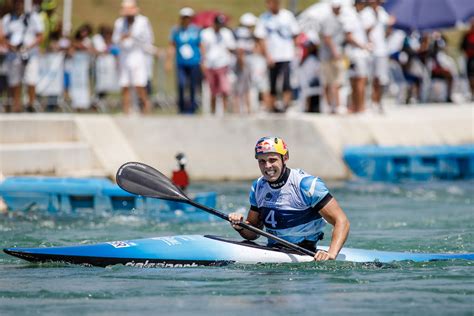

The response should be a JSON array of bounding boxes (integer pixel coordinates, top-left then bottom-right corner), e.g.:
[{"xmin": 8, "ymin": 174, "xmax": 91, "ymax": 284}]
[
  {"xmin": 186, "ymin": 199, "xmax": 316, "ymax": 257},
  {"xmin": 115, "ymin": 162, "xmax": 317, "ymax": 258}
]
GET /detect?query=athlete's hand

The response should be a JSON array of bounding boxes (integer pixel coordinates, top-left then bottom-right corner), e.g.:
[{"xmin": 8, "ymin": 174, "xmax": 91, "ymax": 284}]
[
  {"xmin": 314, "ymin": 250, "xmax": 337, "ymax": 261},
  {"xmin": 228, "ymin": 213, "xmax": 245, "ymax": 231}
]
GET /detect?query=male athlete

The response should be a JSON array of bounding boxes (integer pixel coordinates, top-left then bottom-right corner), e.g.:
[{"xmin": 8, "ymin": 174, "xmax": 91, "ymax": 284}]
[{"xmin": 229, "ymin": 137, "xmax": 350, "ymax": 261}]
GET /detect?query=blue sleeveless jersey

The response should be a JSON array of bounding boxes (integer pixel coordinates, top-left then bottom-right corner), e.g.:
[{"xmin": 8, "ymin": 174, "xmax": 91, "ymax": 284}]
[{"xmin": 249, "ymin": 168, "xmax": 332, "ymax": 246}]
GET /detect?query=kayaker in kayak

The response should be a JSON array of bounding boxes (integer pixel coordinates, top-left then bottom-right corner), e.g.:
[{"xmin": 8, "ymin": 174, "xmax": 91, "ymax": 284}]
[{"xmin": 229, "ymin": 136, "xmax": 350, "ymax": 261}]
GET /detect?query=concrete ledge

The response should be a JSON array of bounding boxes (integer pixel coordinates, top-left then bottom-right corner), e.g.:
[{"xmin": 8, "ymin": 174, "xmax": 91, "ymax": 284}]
[
  {"xmin": 0, "ymin": 142, "xmax": 100, "ymax": 176},
  {"xmin": 74, "ymin": 115, "xmax": 138, "ymax": 177},
  {"xmin": 0, "ymin": 104, "xmax": 472, "ymax": 180},
  {"xmin": 0, "ymin": 114, "xmax": 78, "ymax": 144},
  {"xmin": 115, "ymin": 115, "xmax": 348, "ymax": 180}
]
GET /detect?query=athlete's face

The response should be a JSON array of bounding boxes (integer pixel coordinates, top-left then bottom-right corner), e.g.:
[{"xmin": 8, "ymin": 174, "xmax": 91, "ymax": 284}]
[{"xmin": 257, "ymin": 153, "xmax": 286, "ymax": 182}]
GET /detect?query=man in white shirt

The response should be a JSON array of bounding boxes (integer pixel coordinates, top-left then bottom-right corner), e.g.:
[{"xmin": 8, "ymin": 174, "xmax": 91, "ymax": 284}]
[
  {"xmin": 254, "ymin": 0, "xmax": 300, "ymax": 113},
  {"xmin": 112, "ymin": 0, "xmax": 153, "ymax": 114},
  {"xmin": 361, "ymin": 0, "xmax": 395, "ymax": 112},
  {"xmin": 201, "ymin": 14, "xmax": 236, "ymax": 114},
  {"xmin": 319, "ymin": 0, "xmax": 347, "ymax": 114},
  {"xmin": 2, "ymin": 1, "xmax": 43, "ymax": 112}
]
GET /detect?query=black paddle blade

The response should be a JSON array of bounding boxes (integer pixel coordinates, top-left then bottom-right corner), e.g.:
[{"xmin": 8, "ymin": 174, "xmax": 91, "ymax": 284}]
[{"xmin": 116, "ymin": 162, "xmax": 189, "ymax": 202}]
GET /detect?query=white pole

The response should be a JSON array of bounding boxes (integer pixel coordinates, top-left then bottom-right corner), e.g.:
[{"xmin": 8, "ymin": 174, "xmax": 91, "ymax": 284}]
[
  {"xmin": 24, "ymin": 0, "xmax": 32, "ymax": 13},
  {"xmin": 63, "ymin": 0, "xmax": 73, "ymax": 37}
]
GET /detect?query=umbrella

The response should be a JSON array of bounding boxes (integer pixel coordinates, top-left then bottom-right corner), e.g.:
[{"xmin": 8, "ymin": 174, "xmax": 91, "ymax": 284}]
[
  {"xmin": 384, "ymin": 0, "xmax": 474, "ymax": 31},
  {"xmin": 191, "ymin": 10, "xmax": 230, "ymax": 28}
]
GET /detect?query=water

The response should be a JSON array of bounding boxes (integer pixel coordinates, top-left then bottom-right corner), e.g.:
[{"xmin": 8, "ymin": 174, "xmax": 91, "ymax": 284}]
[{"xmin": 1, "ymin": 180, "xmax": 473, "ymax": 315}]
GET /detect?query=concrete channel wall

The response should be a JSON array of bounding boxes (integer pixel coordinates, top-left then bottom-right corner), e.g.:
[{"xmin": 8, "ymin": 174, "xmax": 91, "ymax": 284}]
[{"xmin": 0, "ymin": 104, "xmax": 473, "ymax": 181}]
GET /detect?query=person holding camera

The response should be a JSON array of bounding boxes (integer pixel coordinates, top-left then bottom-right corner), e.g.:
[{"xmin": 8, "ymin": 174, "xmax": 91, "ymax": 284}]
[{"xmin": 2, "ymin": 1, "xmax": 44, "ymax": 112}]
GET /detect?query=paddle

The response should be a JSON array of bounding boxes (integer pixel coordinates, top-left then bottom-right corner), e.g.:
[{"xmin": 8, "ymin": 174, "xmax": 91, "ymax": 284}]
[{"xmin": 116, "ymin": 162, "xmax": 316, "ymax": 257}]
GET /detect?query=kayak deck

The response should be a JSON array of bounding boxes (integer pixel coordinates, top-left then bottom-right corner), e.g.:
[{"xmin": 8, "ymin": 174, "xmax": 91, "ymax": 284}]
[{"xmin": 4, "ymin": 235, "xmax": 474, "ymax": 268}]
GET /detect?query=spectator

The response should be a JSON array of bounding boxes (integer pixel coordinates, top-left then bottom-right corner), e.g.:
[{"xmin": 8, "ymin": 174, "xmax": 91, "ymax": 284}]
[
  {"xmin": 249, "ymin": 34, "xmax": 271, "ymax": 112},
  {"xmin": 39, "ymin": 0, "xmax": 62, "ymax": 52},
  {"xmin": 346, "ymin": 0, "xmax": 371, "ymax": 113},
  {"xmin": 0, "ymin": 22, "xmax": 8, "ymax": 111},
  {"xmin": 319, "ymin": 0, "xmax": 346, "ymax": 114},
  {"xmin": 461, "ymin": 17, "xmax": 474, "ymax": 100},
  {"xmin": 2, "ymin": 0, "xmax": 44, "ymax": 112},
  {"xmin": 254, "ymin": 0, "xmax": 300, "ymax": 113},
  {"xmin": 233, "ymin": 12, "xmax": 258, "ymax": 114},
  {"xmin": 200, "ymin": 14, "xmax": 236, "ymax": 114},
  {"xmin": 68, "ymin": 24, "xmax": 94, "ymax": 111},
  {"xmin": 72, "ymin": 23, "xmax": 94, "ymax": 53},
  {"xmin": 112, "ymin": 0, "xmax": 153, "ymax": 114},
  {"xmin": 429, "ymin": 31, "xmax": 454, "ymax": 103},
  {"xmin": 361, "ymin": 0, "xmax": 394, "ymax": 112},
  {"xmin": 93, "ymin": 25, "xmax": 118, "ymax": 56},
  {"xmin": 297, "ymin": 34, "xmax": 322, "ymax": 113},
  {"xmin": 167, "ymin": 7, "xmax": 202, "ymax": 114},
  {"xmin": 92, "ymin": 24, "xmax": 120, "ymax": 109},
  {"xmin": 399, "ymin": 31, "xmax": 423, "ymax": 104}
]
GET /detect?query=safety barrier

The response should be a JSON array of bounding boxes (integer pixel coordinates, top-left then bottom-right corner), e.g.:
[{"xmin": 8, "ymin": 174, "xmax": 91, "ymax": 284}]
[
  {"xmin": 0, "ymin": 176, "xmax": 217, "ymax": 215},
  {"xmin": 343, "ymin": 145, "xmax": 474, "ymax": 181}
]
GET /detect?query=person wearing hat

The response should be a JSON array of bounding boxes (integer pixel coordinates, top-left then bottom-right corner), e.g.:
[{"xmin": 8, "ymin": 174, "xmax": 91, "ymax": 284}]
[
  {"xmin": 228, "ymin": 136, "xmax": 350, "ymax": 261},
  {"xmin": 254, "ymin": 0, "xmax": 300, "ymax": 113},
  {"xmin": 167, "ymin": 7, "xmax": 202, "ymax": 114},
  {"xmin": 200, "ymin": 14, "xmax": 236, "ymax": 114},
  {"xmin": 112, "ymin": 0, "xmax": 153, "ymax": 114}
]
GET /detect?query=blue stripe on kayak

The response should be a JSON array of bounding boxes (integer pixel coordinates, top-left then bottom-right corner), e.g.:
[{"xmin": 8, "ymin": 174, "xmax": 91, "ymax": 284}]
[{"xmin": 4, "ymin": 235, "xmax": 474, "ymax": 265}]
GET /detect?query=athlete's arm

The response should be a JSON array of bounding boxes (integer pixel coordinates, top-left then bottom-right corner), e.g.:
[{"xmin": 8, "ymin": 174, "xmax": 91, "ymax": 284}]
[
  {"xmin": 316, "ymin": 198, "xmax": 350, "ymax": 261},
  {"xmin": 229, "ymin": 209, "xmax": 262, "ymax": 241}
]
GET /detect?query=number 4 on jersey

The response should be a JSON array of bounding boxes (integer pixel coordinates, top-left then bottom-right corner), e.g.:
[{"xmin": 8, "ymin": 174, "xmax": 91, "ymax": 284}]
[{"xmin": 265, "ymin": 210, "xmax": 277, "ymax": 228}]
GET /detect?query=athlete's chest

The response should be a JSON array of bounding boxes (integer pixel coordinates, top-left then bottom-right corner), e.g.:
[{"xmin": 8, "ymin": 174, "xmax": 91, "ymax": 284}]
[{"xmin": 255, "ymin": 183, "xmax": 305, "ymax": 210}]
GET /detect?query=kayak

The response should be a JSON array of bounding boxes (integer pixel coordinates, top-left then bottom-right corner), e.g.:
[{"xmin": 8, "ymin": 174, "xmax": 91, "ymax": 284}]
[{"xmin": 4, "ymin": 235, "xmax": 474, "ymax": 267}]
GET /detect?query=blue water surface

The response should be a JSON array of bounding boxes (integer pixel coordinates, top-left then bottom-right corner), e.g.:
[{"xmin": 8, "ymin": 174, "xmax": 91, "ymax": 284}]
[{"xmin": 0, "ymin": 180, "xmax": 473, "ymax": 315}]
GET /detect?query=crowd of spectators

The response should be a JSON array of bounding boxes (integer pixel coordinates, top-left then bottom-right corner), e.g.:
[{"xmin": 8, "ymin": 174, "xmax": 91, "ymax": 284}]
[{"xmin": 0, "ymin": 0, "xmax": 472, "ymax": 115}]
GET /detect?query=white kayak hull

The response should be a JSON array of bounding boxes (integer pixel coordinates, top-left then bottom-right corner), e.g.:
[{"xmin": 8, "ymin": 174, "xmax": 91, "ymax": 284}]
[{"xmin": 4, "ymin": 235, "xmax": 474, "ymax": 268}]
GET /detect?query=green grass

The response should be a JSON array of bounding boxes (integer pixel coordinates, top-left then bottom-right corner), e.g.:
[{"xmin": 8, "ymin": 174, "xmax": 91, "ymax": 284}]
[{"xmin": 60, "ymin": 0, "xmax": 318, "ymax": 46}]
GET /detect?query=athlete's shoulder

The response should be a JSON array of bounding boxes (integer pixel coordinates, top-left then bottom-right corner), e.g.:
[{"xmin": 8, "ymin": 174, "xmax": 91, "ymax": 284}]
[
  {"xmin": 251, "ymin": 178, "xmax": 259, "ymax": 190},
  {"xmin": 291, "ymin": 168, "xmax": 312, "ymax": 179},
  {"xmin": 249, "ymin": 178, "xmax": 264, "ymax": 206},
  {"xmin": 299, "ymin": 173, "xmax": 318, "ymax": 189},
  {"xmin": 253, "ymin": 176, "xmax": 268, "ymax": 188},
  {"xmin": 298, "ymin": 173, "xmax": 330, "ymax": 205}
]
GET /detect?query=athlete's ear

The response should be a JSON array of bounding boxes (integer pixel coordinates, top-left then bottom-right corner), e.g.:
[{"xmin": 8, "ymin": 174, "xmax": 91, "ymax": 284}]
[{"xmin": 282, "ymin": 154, "xmax": 289, "ymax": 163}]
